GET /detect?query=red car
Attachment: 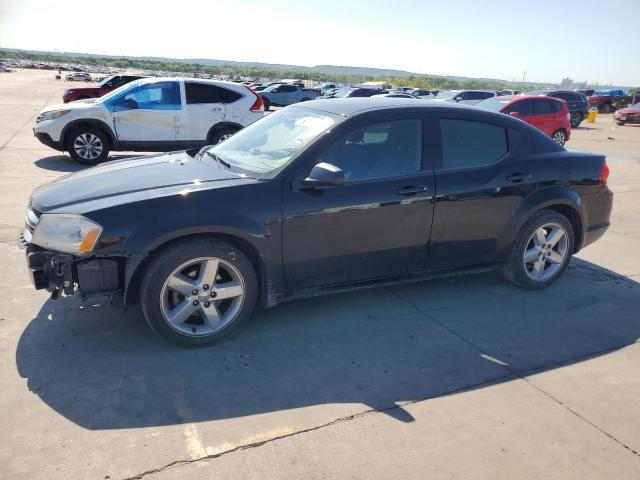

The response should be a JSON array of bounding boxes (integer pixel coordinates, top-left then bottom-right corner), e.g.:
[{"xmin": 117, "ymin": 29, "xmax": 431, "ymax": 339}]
[
  {"xmin": 476, "ymin": 95, "xmax": 571, "ymax": 145},
  {"xmin": 613, "ymin": 102, "xmax": 640, "ymax": 125},
  {"xmin": 62, "ymin": 74, "xmax": 145, "ymax": 103}
]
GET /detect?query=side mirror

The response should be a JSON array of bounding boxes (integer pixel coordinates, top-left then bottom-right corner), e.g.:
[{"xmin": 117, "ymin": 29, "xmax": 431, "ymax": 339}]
[
  {"xmin": 298, "ymin": 162, "xmax": 345, "ymax": 189},
  {"xmin": 509, "ymin": 111, "xmax": 520, "ymax": 118}
]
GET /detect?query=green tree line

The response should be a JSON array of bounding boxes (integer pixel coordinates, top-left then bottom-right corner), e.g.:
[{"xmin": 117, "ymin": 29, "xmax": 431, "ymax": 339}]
[{"xmin": 1, "ymin": 49, "xmax": 532, "ymax": 91}]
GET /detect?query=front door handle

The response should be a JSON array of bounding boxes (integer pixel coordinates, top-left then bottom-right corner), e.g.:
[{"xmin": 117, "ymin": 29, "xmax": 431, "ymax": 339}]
[
  {"xmin": 506, "ymin": 173, "xmax": 526, "ymax": 183},
  {"xmin": 396, "ymin": 185, "xmax": 429, "ymax": 196}
]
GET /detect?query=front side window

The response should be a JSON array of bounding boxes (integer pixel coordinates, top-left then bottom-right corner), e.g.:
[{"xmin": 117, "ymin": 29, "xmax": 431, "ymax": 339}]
[
  {"xmin": 318, "ymin": 119, "xmax": 422, "ymax": 183},
  {"xmin": 105, "ymin": 81, "xmax": 181, "ymax": 111},
  {"xmin": 439, "ymin": 119, "xmax": 508, "ymax": 170},
  {"xmin": 506, "ymin": 100, "xmax": 533, "ymax": 117}
]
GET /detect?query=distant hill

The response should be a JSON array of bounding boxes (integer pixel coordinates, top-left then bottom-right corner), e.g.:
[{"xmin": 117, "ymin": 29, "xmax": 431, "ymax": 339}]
[{"xmin": 0, "ymin": 47, "xmax": 536, "ymax": 86}]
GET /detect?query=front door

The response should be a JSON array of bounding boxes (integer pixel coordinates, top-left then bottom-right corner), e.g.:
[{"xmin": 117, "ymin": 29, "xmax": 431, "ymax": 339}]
[
  {"xmin": 283, "ymin": 117, "xmax": 435, "ymax": 290},
  {"xmin": 111, "ymin": 81, "xmax": 182, "ymax": 143}
]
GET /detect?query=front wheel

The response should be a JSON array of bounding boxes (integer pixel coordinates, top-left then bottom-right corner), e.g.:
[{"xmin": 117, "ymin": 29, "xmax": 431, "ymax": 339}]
[
  {"xmin": 66, "ymin": 127, "xmax": 110, "ymax": 164},
  {"xmin": 263, "ymin": 98, "xmax": 270, "ymax": 111},
  {"xmin": 140, "ymin": 237, "xmax": 258, "ymax": 346},
  {"xmin": 502, "ymin": 209, "xmax": 574, "ymax": 289},
  {"xmin": 552, "ymin": 129, "xmax": 567, "ymax": 146}
]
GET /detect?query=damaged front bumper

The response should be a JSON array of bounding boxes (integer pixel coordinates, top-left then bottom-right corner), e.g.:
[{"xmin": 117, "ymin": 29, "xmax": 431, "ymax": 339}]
[{"xmin": 19, "ymin": 231, "xmax": 122, "ymax": 301}]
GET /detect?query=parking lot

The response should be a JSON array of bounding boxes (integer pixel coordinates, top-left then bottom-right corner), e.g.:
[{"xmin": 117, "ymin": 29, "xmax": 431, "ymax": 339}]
[{"xmin": 1, "ymin": 69, "xmax": 639, "ymax": 479}]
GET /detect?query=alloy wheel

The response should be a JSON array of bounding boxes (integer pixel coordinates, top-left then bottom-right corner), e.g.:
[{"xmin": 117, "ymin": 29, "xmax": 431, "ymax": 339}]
[
  {"xmin": 73, "ymin": 133, "xmax": 103, "ymax": 160},
  {"xmin": 160, "ymin": 257, "xmax": 245, "ymax": 336},
  {"xmin": 570, "ymin": 112, "xmax": 581, "ymax": 128},
  {"xmin": 522, "ymin": 223, "xmax": 568, "ymax": 281},
  {"xmin": 552, "ymin": 130, "xmax": 566, "ymax": 146}
]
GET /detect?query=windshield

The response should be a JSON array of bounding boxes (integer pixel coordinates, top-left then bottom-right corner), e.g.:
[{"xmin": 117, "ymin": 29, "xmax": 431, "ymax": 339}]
[
  {"xmin": 98, "ymin": 75, "xmax": 116, "ymax": 87},
  {"xmin": 593, "ymin": 90, "xmax": 611, "ymax": 96},
  {"xmin": 633, "ymin": 102, "xmax": 640, "ymax": 109},
  {"xmin": 475, "ymin": 96, "xmax": 512, "ymax": 112},
  {"xmin": 204, "ymin": 107, "xmax": 343, "ymax": 177},
  {"xmin": 434, "ymin": 90, "xmax": 458, "ymax": 99},
  {"xmin": 97, "ymin": 79, "xmax": 146, "ymax": 103}
]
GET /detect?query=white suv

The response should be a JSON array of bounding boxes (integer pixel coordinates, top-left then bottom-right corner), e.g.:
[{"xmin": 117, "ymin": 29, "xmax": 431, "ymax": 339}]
[{"xmin": 34, "ymin": 78, "xmax": 264, "ymax": 163}]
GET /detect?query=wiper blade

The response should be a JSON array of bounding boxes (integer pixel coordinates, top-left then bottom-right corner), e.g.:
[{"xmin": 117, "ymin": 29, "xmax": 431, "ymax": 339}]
[{"xmin": 204, "ymin": 150, "xmax": 231, "ymax": 169}]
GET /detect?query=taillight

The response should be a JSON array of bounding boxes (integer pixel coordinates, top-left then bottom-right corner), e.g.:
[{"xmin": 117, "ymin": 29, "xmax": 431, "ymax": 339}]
[
  {"xmin": 600, "ymin": 161, "xmax": 610, "ymax": 186},
  {"xmin": 243, "ymin": 85, "xmax": 263, "ymax": 112}
]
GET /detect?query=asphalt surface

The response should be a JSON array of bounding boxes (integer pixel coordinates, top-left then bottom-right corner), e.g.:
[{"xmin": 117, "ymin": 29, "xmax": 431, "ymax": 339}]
[{"xmin": 1, "ymin": 69, "xmax": 639, "ymax": 480}]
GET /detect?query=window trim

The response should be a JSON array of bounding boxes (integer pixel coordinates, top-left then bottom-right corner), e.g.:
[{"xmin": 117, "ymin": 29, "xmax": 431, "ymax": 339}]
[{"xmin": 433, "ymin": 116, "xmax": 511, "ymax": 172}]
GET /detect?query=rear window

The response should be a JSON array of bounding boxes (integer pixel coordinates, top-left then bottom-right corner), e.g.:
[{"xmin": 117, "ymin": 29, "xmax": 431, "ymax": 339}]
[{"xmin": 439, "ymin": 119, "xmax": 508, "ymax": 170}]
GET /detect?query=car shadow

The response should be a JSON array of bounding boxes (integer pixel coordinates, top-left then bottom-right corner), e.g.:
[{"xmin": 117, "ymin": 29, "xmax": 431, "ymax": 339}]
[
  {"xmin": 15, "ymin": 260, "xmax": 640, "ymax": 430},
  {"xmin": 34, "ymin": 154, "xmax": 137, "ymax": 172}
]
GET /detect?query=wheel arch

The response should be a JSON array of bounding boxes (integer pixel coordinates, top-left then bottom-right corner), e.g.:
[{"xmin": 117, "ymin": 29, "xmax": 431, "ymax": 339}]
[
  {"xmin": 124, "ymin": 231, "xmax": 271, "ymax": 311},
  {"xmin": 498, "ymin": 186, "xmax": 586, "ymax": 257},
  {"xmin": 61, "ymin": 119, "xmax": 117, "ymax": 149},
  {"xmin": 206, "ymin": 122, "xmax": 243, "ymax": 143}
]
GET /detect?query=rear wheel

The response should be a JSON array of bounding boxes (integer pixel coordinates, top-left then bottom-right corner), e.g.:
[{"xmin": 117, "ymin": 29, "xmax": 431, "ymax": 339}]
[
  {"xmin": 570, "ymin": 111, "xmax": 583, "ymax": 128},
  {"xmin": 209, "ymin": 126, "xmax": 239, "ymax": 145},
  {"xmin": 140, "ymin": 237, "xmax": 258, "ymax": 346},
  {"xmin": 552, "ymin": 129, "xmax": 567, "ymax": 146},
  {"xmin": 263, "ymin": 98, "xmax": 271, "ymax": 111},
  {"xmin": 502, "ymin": 209, "xmax": 574, "ymax": 289},
  {"xmin": 66, "ymin": 127, "xmax": 110, "ymax": 164}
]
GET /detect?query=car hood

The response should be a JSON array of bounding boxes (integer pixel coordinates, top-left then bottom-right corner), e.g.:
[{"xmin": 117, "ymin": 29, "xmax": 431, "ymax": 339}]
[
  {"xmin": 39, "ymin": 101, "xmax": 100, "ymax": 114},
  {"xmin": 30, "ymin": 151, "xmax": 253, "ymax": 212},
  {"xmin": 616, "ymin": 107, "xmax": 640, "ymax": 115}
]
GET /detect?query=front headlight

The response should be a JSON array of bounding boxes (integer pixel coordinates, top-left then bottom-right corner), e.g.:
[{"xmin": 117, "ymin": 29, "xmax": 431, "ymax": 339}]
[
  {"xmin": 36, "ymin": 110, "xmax": 71, "ymax": 123},
  {"xmin": 32, "ymin": 214, "xmax": 102, "ymax": 255}
]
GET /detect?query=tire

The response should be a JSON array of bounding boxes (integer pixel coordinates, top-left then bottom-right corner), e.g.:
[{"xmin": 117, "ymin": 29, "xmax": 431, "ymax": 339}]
[
  {"xmin": 66, "ymin": 127, "xmax": 110, "ymax": 164},
  {"xmin": 140, "ymin": 237, "xmax": 258, "ymax": 347},
  {"xmin": 570, "ymin": 111, "xmax": 583, "ymax": 128},
  {"xmin": 502, "ymin": 209, "xmax": 574, "ymax": 290},
  {"xmin": 552, "ymin": 129, "xmax": 567, "ymax": 146},
  {"xmin": 209, "ymin": 126, "xmax": 239, "ymax": 145},
  {"xmin": 263, "ymin": 98, "xmax": 270, "ymax": 111}
]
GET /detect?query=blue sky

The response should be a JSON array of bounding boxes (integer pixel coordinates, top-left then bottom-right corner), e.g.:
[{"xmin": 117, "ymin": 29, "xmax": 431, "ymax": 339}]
[{"xmin": 0, "ymin": 0, "xmax": 637, "ymax": 85}]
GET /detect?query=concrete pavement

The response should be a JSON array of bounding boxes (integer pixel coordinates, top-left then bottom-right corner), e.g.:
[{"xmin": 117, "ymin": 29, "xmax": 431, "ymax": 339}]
[{"xmin": 0, "ymin": 69, "xmax": 639, "ymax": 479}]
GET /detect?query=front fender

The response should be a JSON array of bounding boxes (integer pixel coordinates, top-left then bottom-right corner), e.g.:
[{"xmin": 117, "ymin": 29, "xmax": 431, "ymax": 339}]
[{"xmin": 496, "ymin": 185, "xmax": 586, "ymax": 256}]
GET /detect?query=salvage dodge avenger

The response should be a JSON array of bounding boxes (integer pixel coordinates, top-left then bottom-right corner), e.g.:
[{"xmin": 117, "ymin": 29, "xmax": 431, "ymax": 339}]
[{"xmin": 20, "ymin": 99, "xmax": 613, "ymax": 346}]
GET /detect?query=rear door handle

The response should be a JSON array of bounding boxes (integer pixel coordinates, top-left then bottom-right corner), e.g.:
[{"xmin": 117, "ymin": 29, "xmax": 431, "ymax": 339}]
[
  {"xmin": 506, "ymin": 173, "xmax": 526, "ymax": 183},
  {"xmin": 396, "ymin": 185, "xmax": 429, "ymax": 196}
]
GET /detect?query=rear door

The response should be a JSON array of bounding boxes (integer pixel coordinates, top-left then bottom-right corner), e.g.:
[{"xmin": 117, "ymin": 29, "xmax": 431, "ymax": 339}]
[
  {"xmin": 428, "ymin": 113, "xmax": 533, "ymax": 268},
  {"xmin": 180, "ymin": 82, "xmax": 226, "ymax": 142},
  {"xmin": 110, "ymin": 81, "xmax": 182, "ymax": 143}
]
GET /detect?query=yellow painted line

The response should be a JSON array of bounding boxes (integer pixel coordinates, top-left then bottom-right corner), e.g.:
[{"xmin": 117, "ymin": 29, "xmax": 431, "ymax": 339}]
[{"xmin": 205, "ymin": 427, "xmax": 297, "ymax": 456}]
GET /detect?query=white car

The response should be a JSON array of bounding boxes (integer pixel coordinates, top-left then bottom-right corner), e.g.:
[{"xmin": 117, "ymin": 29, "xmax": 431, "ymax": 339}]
[
  {"xmin": 66, "ymin": 72, "xmax": 92, "ymax": 82},
  {"xmin": 34, "ymin": 78, "xmax": 264, "ymax": 163},
  {"xmin": 429, "ymin": 89, "xmax": 497, "ymax": 105}
]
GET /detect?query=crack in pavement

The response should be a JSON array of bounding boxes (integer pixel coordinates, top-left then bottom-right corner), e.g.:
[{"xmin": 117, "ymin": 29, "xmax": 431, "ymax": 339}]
[
  {"xmin": 387, "ymin": 289, "xmax": 640, "ymax": 463},
  {"xmin": 120, "ymin": 374, "xmax": 516, "ymax": 480}
]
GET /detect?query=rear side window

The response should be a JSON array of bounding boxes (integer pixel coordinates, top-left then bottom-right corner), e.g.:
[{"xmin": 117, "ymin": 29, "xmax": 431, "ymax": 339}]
[
  {"xmin": 549, "ymin": 100, "xmax": 563, "ymax": 113},
  {"xmin": 439, "ymin": 119, "xmax": 507, "ymax": 170},
  {"xmin": 185, "ymin": 83, "xmax": 221, "ymax": 104}
]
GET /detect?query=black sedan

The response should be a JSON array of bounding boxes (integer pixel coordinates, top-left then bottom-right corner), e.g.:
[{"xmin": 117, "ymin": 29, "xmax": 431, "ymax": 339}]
[{"xmin": 21, "ymin": 99, "xmax": 613, "ymax": 346}]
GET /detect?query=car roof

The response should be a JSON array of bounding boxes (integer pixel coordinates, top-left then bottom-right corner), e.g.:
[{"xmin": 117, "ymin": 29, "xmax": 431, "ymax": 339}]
[
  {"xmin": 292, "ymin": 97, "xmax": 478, "ymax": 116},
  {"xmin": 134, "ymin": 76, "xmax": 243, "ymax": 89}
]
